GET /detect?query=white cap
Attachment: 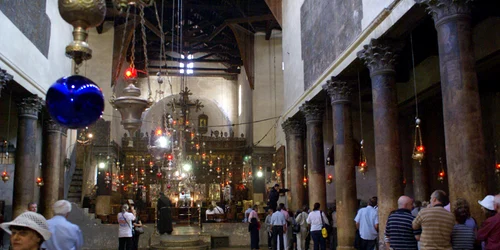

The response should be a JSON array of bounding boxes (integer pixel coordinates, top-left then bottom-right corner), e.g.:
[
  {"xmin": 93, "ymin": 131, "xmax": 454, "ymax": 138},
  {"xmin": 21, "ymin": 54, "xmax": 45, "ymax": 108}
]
[
  {"xmin": 478, "ymin": 195, "xmax": 495, "ymax": 211},
  {"xmin": 0, "ymin": 211, "xmax": 51, "ymax": 241},
  {"xmin": 53, "ymin": 200, "xmax": 72, "ymax": 215}
]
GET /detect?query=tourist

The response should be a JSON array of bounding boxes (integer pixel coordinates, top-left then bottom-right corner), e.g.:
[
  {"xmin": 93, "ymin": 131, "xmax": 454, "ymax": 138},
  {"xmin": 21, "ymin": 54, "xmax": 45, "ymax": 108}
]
[
  {"xmin": 451, "ymin": 198, "xmax": 475, "ymax": 250},
  {"xmin": 412, "ymin": 190, "xmax": 455, "ymax": 250},
  {"xmin": 118, "ymin": 204, "xmax": 136, "ymax": 250},
  {"xmin": 295, "ymin": 207, "xmax": 309, "ymax": 250},
  {"xmin": 206, "ymin": 204, "xmax": 215, "ymax": 221},
  {"xmin": 412, "ymin": 200, "xmax": 423, "ymax": 217},
  {"xmin": 214, "ymin": 202, "xmax": 225, "ymax": 222},
  {"xmin": 131, "ymin": 206, "xmax": 143, "ymax": 250},
  {"xmin": 279, "ymin": 203, "xmax": 290, "ymax": 250},
  {"xmin": 288, "ymin": 211, "xmax": 296, "ymax": 250},
  {"xmin": 0, "ymin": 211, "xmax": 51, "ymax": 250},
  {"xmin": 385, "ymin": 196, "xmax": 421, "ymax": 250},
  {"xmin": 265, "ymin": 208, "xmax": 274, "ymax": 249},
  {"xmin": 27, "ymin": 202, "xmax": 37, "ymax": 213},
  {"xmin": 249, "ymin": 217, "xmax": 261, "ymax": 250},
  {"xmin": 354, "ymin": 197, "xmax": 378, "ymax": 250},
  {"xmin": 271, "ymin": 206, "xmax": 287, "ymax": 250},
  {"xmin": 268, "ymin": 184, "xmax": 289, "ymax": 212},
  {"xmin": 245, "ymin": 205, "xmax": 254, "ymax": 222},
  {"xmin": 41, "ymin": 200, "xmax": 83, "ymax": 250},
  {"xmin": 249, "ymin": 205, "xmax": 259, "ymax": 222},
  {"xmin": 477, "ymin": 194, "xmax": 500, "ymax": 250},
  {"xmin": 306, "ymin": 202, "xmax": 329, "ymax": 250},
  {"xmin": 329, "ymin": 204, "xmax": 337, "ymax": 250}
]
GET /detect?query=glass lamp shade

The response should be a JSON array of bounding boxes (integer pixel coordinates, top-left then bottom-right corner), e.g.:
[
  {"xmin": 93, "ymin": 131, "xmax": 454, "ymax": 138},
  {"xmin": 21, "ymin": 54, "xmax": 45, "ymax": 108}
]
[{"xmin": 46, "ymin": 75, "xmax": 104, "ymax": 128}]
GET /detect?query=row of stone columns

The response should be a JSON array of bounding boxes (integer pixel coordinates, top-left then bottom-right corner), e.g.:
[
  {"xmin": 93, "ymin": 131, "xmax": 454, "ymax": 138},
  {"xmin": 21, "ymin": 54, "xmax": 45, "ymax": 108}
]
[
  {"xmin": 12, "ymin": 95, "xmax": 68, "ymax": 218},
  {"xmin": 281, "ymin": 0, "xmax": 486, "ymax": 249}
]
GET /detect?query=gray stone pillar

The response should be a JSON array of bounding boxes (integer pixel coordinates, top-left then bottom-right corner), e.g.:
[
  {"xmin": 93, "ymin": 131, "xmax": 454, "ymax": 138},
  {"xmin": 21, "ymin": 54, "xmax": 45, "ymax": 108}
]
[
  {"xmin": 60, "ymin": 128, "xmax": 68, "ymax": 199},
  {"xmin": 41, "ymin": 118, "xmax": 64, "ymax": 218},
  {"xmin": 416, "ymin": 0, "xmax": 487, "ymax": 224},
  {"xmin": 281, "ymin": 118, "xmax": 305, "ymax": 212},
  {"xmin": 323, "ymin": 77, "xmax": 357, "ymax": 250},
  {"xmin": 299, "ymin": 102, "xmax": 327, "ymax": 210},
  {"xmin": 0, "ymin": 67, "xmax": 13, "ymax": 97},
  {"xmin": 13, "ymin": 96, "xmax": 43, "ymax": 217},
  {"xmin": 358, "ymin": 39, "xmax": 404, "ymax": 248}
]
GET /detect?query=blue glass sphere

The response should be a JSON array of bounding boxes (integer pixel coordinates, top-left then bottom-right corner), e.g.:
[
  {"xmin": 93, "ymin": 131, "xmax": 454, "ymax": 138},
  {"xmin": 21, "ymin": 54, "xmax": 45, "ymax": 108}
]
[{"xmin": 46, "ymin": 75, "xmax": 105, "ymax": 129}]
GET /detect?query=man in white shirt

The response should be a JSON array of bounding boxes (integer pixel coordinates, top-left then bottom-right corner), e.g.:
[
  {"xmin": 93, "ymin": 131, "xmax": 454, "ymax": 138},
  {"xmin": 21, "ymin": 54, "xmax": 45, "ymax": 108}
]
[
  {"xmin": 354, "ymin": 197, "xmax": 378, "ymax": 250},
  {"xmin": 118, "ymin": 204, "xmax": 136, "ymax": 250},
  {"xmin": 42, "ymin": 200, "xmax": 84, "ymax": 250},
  {"xmin": 271, "ymin": 206, "xmax": 287, "ymax": 250}
]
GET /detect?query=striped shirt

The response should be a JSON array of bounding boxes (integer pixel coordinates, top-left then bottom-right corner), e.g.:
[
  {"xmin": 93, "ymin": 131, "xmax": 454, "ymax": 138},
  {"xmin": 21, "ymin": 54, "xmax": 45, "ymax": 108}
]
[
  {"xmin": 412, "ymin": 206, "xmax": 455, "ymax": 250},
  {"xmin": 385, "ymin": 209, "xmax": 421, "ymax": 250},
  {"xmin": 451, "ymin": 224, "xmax": 475, "ymax": 250}
]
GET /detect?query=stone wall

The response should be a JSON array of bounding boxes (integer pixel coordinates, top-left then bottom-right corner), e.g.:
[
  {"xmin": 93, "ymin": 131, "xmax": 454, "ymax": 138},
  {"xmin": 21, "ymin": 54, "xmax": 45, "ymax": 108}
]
[
  {"xmin": 301, "ymin": 0, "xmax": 363, "ymax": 90},
  {"xmin": 253, "ymin": 34, "xmax": 284, "ymax": 147},
  {"xmin": 0, "ymin": 0, "xmax": 72, "ymax": 96}
]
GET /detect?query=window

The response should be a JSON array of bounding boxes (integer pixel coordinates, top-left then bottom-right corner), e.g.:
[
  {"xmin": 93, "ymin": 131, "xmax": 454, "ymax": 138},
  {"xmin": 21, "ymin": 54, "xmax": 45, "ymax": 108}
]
[{"xmin": 180, "ymin": 54, "xmax": 194, "ymax": 74}]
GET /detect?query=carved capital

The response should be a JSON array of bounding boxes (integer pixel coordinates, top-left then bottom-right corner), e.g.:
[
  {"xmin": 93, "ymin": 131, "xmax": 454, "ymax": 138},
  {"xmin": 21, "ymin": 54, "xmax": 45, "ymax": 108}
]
[
  {"xmin": 299, "ymin": 101, "xmax": 325, "ymax": 123},
  {"xmin": 323, "ymin": 77, "xmax": 353, "ymax": 104},
  {"xmin": 0, "ymin": 67, "xmax": 13, "ymax": 98},
  {"xmin": 61, "ymin": 127, "xmax": 68, "ymax": 136},
  {"xmin": 281, "ymin": 118, "xmax": 305, "ymax": 137},
  {"xmin": 45, "ymin": 119, "xmax": 64, "ymax": 134},
  {"xmin": 415, "ymin": 0, "xmax": 473, "ymax": 25},
  {"xmin": 357, "ymin": 39, "xmax": 403, "ymax": 76},
  {"xmin": 17, "ymin": 96, "xmax": 43, "ymax": 119}
]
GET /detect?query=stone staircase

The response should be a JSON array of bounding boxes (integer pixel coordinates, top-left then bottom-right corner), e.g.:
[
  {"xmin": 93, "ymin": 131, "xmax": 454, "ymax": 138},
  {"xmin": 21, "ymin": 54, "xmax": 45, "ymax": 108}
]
[
  {"xmin": 68, "ymin": 168, "xmax": 83, "ymax": 204},
  {"xmin": 150, "ymin": 234, "xmax": 209, "ymax": 250}
]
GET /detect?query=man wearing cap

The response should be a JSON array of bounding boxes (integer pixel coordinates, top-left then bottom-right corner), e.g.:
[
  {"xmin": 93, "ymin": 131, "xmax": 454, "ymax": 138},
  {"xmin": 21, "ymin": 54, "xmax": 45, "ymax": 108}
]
[
  {"xmin": 268, "ymin": 184, "xmax": 289, "ymax": 212},
  {"xmin": 42, "ymin": 200, "xmax": 83, "ymax": 250},
  {"xmin": 478, "ymin": 194, "xmax": 500, "ymax": 250},
  {"xmin": 0, "ymin": 211, "xmax": 52, "ymax": 250}
]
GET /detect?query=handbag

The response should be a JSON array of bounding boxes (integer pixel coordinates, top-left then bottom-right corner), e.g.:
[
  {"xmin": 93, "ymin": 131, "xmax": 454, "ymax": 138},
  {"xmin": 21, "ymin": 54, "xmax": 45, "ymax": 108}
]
[
  {"xmin": 292, "ymin": 222, "xmax": 300, "ymax": 233},
  {"xmin": 320, "ymin": 211, "xmax": 329, "ymax": 238},
  {"xmin": 134, "ymin": 226, "xmax": 145, "ymax": 235}
]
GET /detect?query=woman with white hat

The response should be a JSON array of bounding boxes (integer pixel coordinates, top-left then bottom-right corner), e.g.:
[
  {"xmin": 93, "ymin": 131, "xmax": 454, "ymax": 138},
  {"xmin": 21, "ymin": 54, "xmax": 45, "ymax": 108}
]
[{"xmin": 0, "ymin": 211, "xmax": 51, "ymax": 250}]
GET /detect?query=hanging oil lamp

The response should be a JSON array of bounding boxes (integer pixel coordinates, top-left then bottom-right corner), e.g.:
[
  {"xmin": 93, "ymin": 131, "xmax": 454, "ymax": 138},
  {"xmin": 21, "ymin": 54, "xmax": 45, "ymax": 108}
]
[
  {"xmin": 1, "ymin": 170, "xmax": 9, "ymax": 183},
  {"xmin": 357, "ymin": 140, "xmax": 368, "ymax": 174},
  {"xmin": 412, "ymin": 118, "xmax": 425, "ymax": 162},
  {"xmin": 36, "ymin": 177, "xmax": 44, "ymax": 187},
  {"xmin": 437, "ymin": 157, "xmax": 446, "ymax": 183},
  {"xmin": 495, "ymin": 145, "xmax": 500, "ymax": 175},
  {"xmin": 303, "ymin": 164, "xmax": 307, "ymax": 187},
  {"xmin": 326, "ymin": 174, "xmax": 333, "ymax": 184}
]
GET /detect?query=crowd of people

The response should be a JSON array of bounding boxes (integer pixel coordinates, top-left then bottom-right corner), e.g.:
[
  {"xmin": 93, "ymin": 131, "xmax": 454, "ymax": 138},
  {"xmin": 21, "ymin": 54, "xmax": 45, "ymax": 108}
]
[
  {"xmin": 0, "ymin": 200, "xmax": 83, "ymax": 250},
  {"xmin": 246, "ymin": 187, "xmax": 500, "ymax": 250}
]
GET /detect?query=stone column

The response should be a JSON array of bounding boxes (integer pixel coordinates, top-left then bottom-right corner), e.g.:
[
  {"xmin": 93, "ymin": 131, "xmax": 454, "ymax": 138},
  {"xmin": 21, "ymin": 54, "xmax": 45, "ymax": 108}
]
[
  {"xmin": 13, "ymin": 96, "xmax": 43, "ymax": 217},
  {"xmin": 416, "ymin": 0, "xmax": 487, "ymax": 223},
  {"xmin": 0, "ymin": 67, "xmax": 13, "ymax": 97},
  {"xmin": 323, "ymin": 77, "xmax": 357, "ymax": 250},
  {"xmin": 358, "ymin": 39, "xmax": 404, "ymax": 248},
  {"xmin": 300, "ymin": 102, "xmax": 327, "ymax": 209},
  {"xmin": 60, "ymin": 128, "xmax": 68, "ymax": 199},
  {"xmin": 41, "ymin": 119, "xmax": 64, "ymax": 218},
  {"xmin": 281, "ymin": 118, "xmax": 305, "ymax": 211}
]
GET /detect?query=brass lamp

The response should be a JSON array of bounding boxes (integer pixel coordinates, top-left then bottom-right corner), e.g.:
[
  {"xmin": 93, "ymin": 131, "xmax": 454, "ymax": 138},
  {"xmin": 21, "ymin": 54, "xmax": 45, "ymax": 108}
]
[
  {"xmin": 412, "ymin": 118, "xmax": 425, "ymax": 162},
  {"xmin": 58, "ymin": 0, "xmax": 106, "ymax": 65}
]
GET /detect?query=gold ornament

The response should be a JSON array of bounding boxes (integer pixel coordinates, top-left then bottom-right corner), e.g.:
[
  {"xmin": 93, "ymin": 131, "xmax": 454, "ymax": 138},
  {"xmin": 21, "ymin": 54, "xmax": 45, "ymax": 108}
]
[{"xmin": 58, "ymin": 0, "xmax": 106, "ymax": 65}]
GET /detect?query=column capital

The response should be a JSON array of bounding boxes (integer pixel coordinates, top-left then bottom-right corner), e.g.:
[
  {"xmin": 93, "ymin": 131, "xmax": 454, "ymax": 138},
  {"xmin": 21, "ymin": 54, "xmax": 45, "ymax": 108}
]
[
  {"xmin": 0, "ymin": 67, "xmax": 13, "ymax": 97},
  {"xmin": 45, "ymin": 119, "xmax": 65, "ymax": 134},
  {"xmin": 415, "ymin": 0, "xmax": 473, "ymax": 25},
  {"xmin": 357, "ymin": 39, "xmax": 403, "ymax": 76},
  {"xmin": 299, "ymin": 101, "xmax": 325, "ymax": 123},
  {"xmin": 323, "ymin": 77, "xmax": 353, "ymax": 104},
  {"xmin": 17, "ymin": 96, "xmax": 43, "ymax": 119},
  {"xmin": 281, "ymin": 118, "xmax": 305, "ymax": 137}
]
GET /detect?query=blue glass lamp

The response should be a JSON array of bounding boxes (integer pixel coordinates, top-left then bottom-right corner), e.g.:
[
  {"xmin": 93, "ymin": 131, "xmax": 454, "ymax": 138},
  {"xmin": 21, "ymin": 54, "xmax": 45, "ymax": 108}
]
[{"xmin": 46, "ymin": 75, "xmax": 104, "ymax": 129}]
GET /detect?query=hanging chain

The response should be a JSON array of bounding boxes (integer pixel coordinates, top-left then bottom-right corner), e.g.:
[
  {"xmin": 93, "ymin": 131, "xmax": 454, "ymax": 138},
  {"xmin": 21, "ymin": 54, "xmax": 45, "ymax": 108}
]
[
  {"xmin": 410, "ymin": 32, "xmax": 419, "ymax": 120},
  {"xmin": 153, "ymin": 1, "xmax": 167, "ymax": 76},
  {"xmin": 357, "ymin": 71, "xmax": 364, "ymax": 141},
  {"xmin": 114, "ymin": 5, "xmax": 131, "ymax": 90},
  {"xmin": 140, "ymin": 5, "xmax": 153, "ymax": 100},
  {"xmin": 130, "ymin": 10, "xmax": 136, "ymax": 69},
  {"xmin": 74, "ymin": 63, "xmax": 81, "ymax": 75}
]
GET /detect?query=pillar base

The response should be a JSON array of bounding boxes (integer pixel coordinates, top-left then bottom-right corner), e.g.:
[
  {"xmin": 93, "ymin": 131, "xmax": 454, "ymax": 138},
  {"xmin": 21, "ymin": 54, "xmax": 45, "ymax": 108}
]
[{"xmin": 337, "ymin": 246, "xmax": 356, "ymax": 250}]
